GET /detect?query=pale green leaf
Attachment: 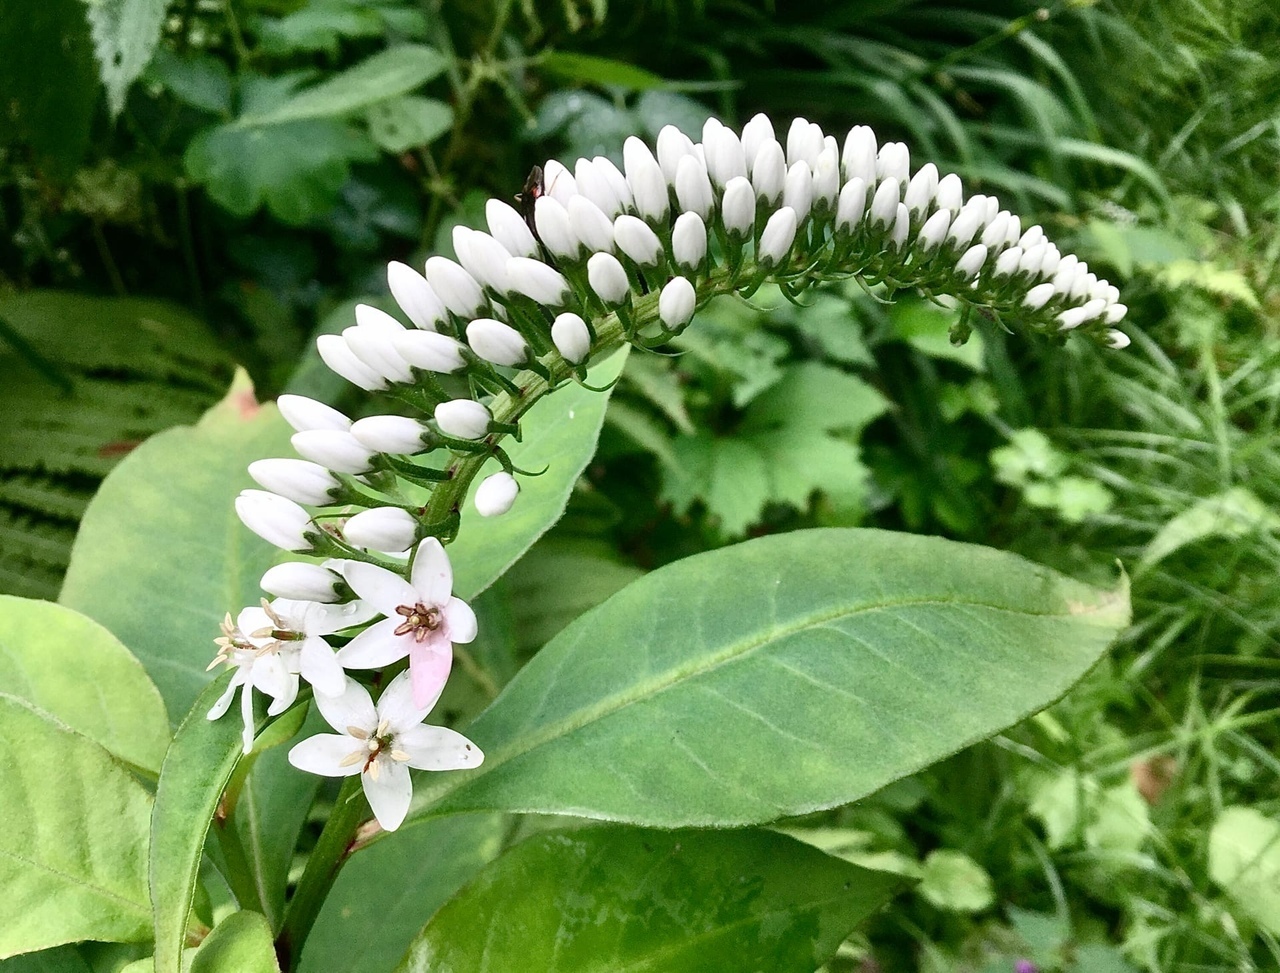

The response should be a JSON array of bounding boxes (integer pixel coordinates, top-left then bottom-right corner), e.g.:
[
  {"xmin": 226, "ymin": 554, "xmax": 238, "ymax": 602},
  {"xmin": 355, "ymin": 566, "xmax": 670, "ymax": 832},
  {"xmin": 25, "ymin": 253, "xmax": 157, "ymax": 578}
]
[
  {"xmin": 918, "ymin": 850, "xmax": 994, "ymax": 913},
  {"xmin": 742, "ymin": 362, "xmax": 889, "ymax": 435},
  {"xmin": 366, "ymin": 96, "xmax": 453, "ymax": 153},
  {"xmin": 189, "ymin": 912, "xmax": 278, "ymax": 973},
  {"xmin": 84, "ymin": 0, "xmax": 169, "ymax": 116},
  {"xmin": 1140, "ymin": 487, "xmax": 1280, "ymax": 570},
  {"xmin": 1208, "ymin": 806, "xmax": 1280, "ymax": 936}
]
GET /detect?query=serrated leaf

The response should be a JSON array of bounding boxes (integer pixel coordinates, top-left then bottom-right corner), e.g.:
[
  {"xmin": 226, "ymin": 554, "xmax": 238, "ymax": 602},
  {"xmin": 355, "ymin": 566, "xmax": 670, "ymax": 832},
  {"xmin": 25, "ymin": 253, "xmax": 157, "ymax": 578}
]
[
  {"xmin": 402, "ymin": 529, "xmax": 1129, "ymax": 828},
  {"xmin": 663, "ymin": 433, "xmax": 771, "ymax": 536},
  {"xmin": 0, "ymin": 695, "xmax": 152, "ymax": 956},
  {"xmin": 394, "ymin": 827, "xmax": 900, "ymax": 973},
  {"xmin": 84, "ymin": 0, "xmax": 170, "ymax": 116},
  {"xmin": 742, "ymin": 362, "xmax": 889, "ymax": 436},
  {"xmin": 0, "ymin": 596, "xmax": 169, "ymax": 772},
  {"xmin": 365, "ymin": 96, "xmax": 453, "ymax": 153}
]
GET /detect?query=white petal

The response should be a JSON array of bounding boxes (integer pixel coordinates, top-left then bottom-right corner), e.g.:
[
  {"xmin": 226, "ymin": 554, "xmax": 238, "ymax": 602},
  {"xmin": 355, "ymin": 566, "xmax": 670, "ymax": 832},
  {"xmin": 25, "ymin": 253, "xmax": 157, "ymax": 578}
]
[
  {"xmin": 410, "ymin": 537, "xmax": 453, "ymax": 605},
  {"xmin": 289, "ymin": 734, "xmax": 364, "ymax": 777},
  {"xmin": 300, "ymin": 599, "xmax": 379, "ymax": 636},
  {"xmin": 250, "ymin": 653, "xmax": 295, "ymax": 702},
  {"xmin": 236, "ymin": 606, "xmax": 272, "ymax": 637},
  {"xmin": 442, "ymin": 598, "xmax": 477, "ymax": 644},
  {"xmin": 376, "ymin": 669, "xmax": 429, "ymax": 733},
  {"xmin": 240, "ymin": 680, "xmax": 257, "ymax": 754},
  {"xmin": 335, "ymin": 617, "xmax": 410, "ymax": 670},
  {"xmin": 265, "ymin": 671, "xmax": 300, "ymax": 716},
  {"xmin": 399, "ymin": 725, "xmax": 485, "ymax": 771},
  {"xmin": 342, "ymin": 560, "xmax": 417, "ymax": 616},
  {"xmin": 313, "ymin": 676, "xmax": 377, "ymax": 734},
  {"xmin": 362, "ymin": 759, "xmax": 412, "ymax": 831},
  {"xmin": 206, "ymin": 673, "xmax": 243, "ymax": 720},
  {"xmin": 299, "ymin": 636, "xmax": 346, "ymax": 697}
]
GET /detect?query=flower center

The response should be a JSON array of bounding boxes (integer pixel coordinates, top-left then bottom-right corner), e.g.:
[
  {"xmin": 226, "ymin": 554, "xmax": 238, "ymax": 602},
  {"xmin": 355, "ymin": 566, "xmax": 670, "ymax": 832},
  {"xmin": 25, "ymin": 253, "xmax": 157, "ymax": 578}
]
[
  {"xmin": 343, "ymin": 719, "xmax": 411, "ymax": 778},
  {"xmin": 393, "ymin": 601, "xmax": 443, "ymax": 642}
]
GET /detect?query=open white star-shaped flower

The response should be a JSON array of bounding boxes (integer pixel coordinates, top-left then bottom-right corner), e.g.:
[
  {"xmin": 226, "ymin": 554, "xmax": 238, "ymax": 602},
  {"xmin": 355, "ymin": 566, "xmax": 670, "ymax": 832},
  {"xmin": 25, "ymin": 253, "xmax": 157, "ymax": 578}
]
[
  {"xmin": 236, "ymin": 597, "xmax": 377, "ymax": 697},
  {"xmin": 336, "ymin": 538, "xmax": 477, "ymax": 708},
  {"xmin": 207, "ymin": 608, "xmax": 300, "ymax": 753},
  {"xmin": 287, "ymin": 670, "xmax": 483, "ymax": 831}
]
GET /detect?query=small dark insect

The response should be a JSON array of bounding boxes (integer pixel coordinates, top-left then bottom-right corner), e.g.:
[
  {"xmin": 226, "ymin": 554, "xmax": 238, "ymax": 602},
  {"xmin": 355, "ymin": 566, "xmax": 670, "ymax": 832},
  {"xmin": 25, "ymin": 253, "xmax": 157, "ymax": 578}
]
[{"xmin": 515, "ymin": 165, "xmax": 545, "ymax": 237}]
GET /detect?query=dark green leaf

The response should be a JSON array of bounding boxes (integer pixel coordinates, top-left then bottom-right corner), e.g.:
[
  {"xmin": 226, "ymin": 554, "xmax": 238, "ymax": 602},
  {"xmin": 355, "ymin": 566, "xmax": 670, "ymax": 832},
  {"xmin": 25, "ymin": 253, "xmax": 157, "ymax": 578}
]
[
  {"xmin": 394, "ymin": 827, "xmax": 901, "ymax": 973},
  {"xmin": 540, "ymin": 52, "xmax": 666, "ymax": 90}
]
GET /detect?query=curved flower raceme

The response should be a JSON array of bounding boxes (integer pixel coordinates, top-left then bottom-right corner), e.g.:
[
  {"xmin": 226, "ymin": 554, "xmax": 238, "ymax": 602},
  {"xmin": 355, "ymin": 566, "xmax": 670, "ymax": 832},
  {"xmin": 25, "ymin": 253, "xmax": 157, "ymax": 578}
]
[{"xmin": 214, "ymin": 113, "xmax": 1132, "ymax": 828}]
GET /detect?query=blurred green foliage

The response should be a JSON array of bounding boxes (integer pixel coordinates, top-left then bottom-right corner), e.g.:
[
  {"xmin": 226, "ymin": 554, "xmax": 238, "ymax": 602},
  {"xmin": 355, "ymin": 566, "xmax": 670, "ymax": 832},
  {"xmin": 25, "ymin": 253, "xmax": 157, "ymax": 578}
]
[{"xmin": 2, "ymin": 0, "xmax": 1278, "ymax": 970}]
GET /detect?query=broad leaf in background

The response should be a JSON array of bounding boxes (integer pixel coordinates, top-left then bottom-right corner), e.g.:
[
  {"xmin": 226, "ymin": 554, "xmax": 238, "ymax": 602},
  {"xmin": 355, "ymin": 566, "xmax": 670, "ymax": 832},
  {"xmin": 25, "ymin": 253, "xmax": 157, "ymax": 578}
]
[
  {"xmin": 189, "ymin": 912, "xmax": 278, "ymax": 973},
  {"xmin": 60, "ymin": 372, "xmax": 292, "ymax": 720},
  {"xmin": 394, "ymin": 827, "xmax": 901, "ymax": 973},
  {"xmin": 449, "ymin": 348, "xmax": 629, "ymax": 599},
  {"xmin": 0, "ymin": 596, "xmax": 169, "ymax": 772},
  {"xmin": 299, "ymin": 815, "xmax": 505, "ymax": 973},
  {"xmin": 366, "ymin": 96, "xmax": 453, "ymax": 154},
  {"xmin": 1139, "ymin": 487, "xmax": 1280, "ymax": 571},
  {"xmin": 0, "ymin": 695, "xmax": 152, "ymax": 957},
  {"xmin": 83, "ymin": 0, "xmax": 169, "ymax": 116},
  {"xmin": 406, "ymin": 529, "xmax": 1129, "ymax": 827},
  {"xmin": 1208, "ymin": 806, "xmax": 1280, "ymax": 936}
]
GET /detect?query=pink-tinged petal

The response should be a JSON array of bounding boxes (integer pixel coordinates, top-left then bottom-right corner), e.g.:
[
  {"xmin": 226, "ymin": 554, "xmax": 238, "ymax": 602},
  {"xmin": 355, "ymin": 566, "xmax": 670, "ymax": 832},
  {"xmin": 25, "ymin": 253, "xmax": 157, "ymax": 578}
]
[
  {"xmin": 299, "ymin": 636, "xmax": 346, "ymax": 697},
  {"xmin": 335, "ymin": 617, "xmax": 410, "ymax": 670},
  {"xmin": 408, "ymin": 639, "xmax": 453, "ymax": 711},
  {"xmin": 342, "ymin": 560, "xmax": 418, "ymax": 616},
  {"xmin": 206, "ymin": 672, "xmax": 244, "ymax": 720},
  {"xmin": 376, "ymin": 670, "xmax": 429, "ymax": 733},
  {"xmin": 398, "ymin": 725, "xmax": 484, "ymax": 771},
  {"xmin": 410, "ymin": 537, "xmax": 453, "ymax": 606},
  {"xmin": 441, "ymin": 597, "xmax": 477, "ymax": 644},
  {"xmin": 313, "ymin": 676, "xmax": 377, "ymax": 734},
  {"xmin": 302, "ymin": 599, "xmax": 379, "ymax": 636},
  {"xmin": 289, "ymin": 734, "xmax": 364, "ymax": 777},
  {"xmin": 362, "ymin": 759, "xmax": 412, "ymax": 831},
  {"xmin": 239, "ymin": 681, "xmax": 257, "ymax": 753}
]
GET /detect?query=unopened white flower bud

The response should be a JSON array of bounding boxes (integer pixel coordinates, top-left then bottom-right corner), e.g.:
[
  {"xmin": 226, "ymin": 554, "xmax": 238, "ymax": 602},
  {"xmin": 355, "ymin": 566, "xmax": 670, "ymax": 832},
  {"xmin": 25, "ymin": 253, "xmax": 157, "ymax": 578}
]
[
  {"xmin": 317, "ymin": 335, "xmax": 385, "ymax": 391},
  {"xmin": 1018, "ymin": 224, "xmax": 1045, "ymax": 250},
  {"xmin": 701, "ymin": 117, "xmax": 723, "ymax": 151},
  {"xmin": 575, "ymin": 158, "xmax": 624, "ymax": 217},
  {"xmin": 542, "ymin": 159, "xmax": 577, "ymax": 203},
  {"xmin": 706, "ymin": 126, "xmax": 748, "ymax": 188},
  {"xmin": 1089, "ymin": 277, "xmax": 1113, "ymax": 302},
  {"xmin": 588, "ymin": 252, "xmax": 631, "ymax": 307},
  {"xmin": 983, "ymin": 196, "xmax": 1000, "ymax": 223},
  {"xmin": 533, "ymin": 196, "xmax": 578, "ymax": 259},
  {"xmin": 835, "ymin": 177, "xmax": 867, "ymax": 234},
  {"xmin": 623, "ymin": 136, "xmax": 669, "ymax": 223},
  {"xmin": 1104, "ymin": 303, "xmax": 1128, "ymax": 323},
  {"xmin": 1052, "ymin": 254, "xmax": 1081, "ymax": 296},
  {"xmin": 917, "ymin": 209, "xmax": 951, "ymax": 252},
  {"xmin": 594, "ymin": 156, "xmax": 633, "ymax": 212},
  {"xmin": 249, "ymin": 459, "xmax": 340, "ymax": 506},
  {"xmin": 485, "ymin": 199, "xmax": 538, "ymax": 258},
  {"xmin": 751, "ymin": 139, "xmax": 786, "ymax": 205},
  {"xmin": 474, "ymin": 471, "xmax": 519, "ymax": 517},
  {"xmin": 567, "ymin": 195, "xmax": 616, "ymax": 254},
  {"xmin": 506, "ymin": 257, "xmax": 571, "ymax": 306},
  {"xmin": 721, "ymin": 176, "xmax": 756, "ymax": 237},
  {"xmin": 993, "ymin": 246, "xmax": 1023, "ymax": 277},
  {"xmin": 841, "ymin": 125, "xmax": 877, "ymax": 185},
  {"xmin": 658, "ymin": 276, "xmax": 697, "ymax": 331},
  {"xmin": 552, "ymin": 312, "xmax": 592, "ymax": 364},
  {"xmin": 786, "ymin": 118, "xmax": 825, "ymax": 168},
  {"xmin": 1056, "ymin": 306, "xmax": 1091, "ymax": 331},
  {"xmin": 350, "ymin": 415, "xmax": 429, "ymax": 454},
  {"xmin": 1039, "ymin": 245, "xmax": 1061, "ymax": 278},
  {"xmin": 672, "ymin": 211, "xmax": 708, "ymax": 272},
  {"xmin": 1105, "ymin": 329, "xmax": 1131, "ymax": 349},
  {"xmin": 1071, "ymin": 269, "xmax": 1094, "ymax": 302},
  {"xmin": 783, "ymin": 161, "xmax": 813, "ymax": 224},
  {"xmin": 467, "ymin": 318, "xmax": 530, "ymax": 367},
  {"xmin": 1023, "ymin": 282, "xmax": 1056, "ymax": 310},
  {"xmin": 869, "ymin": 177, "xmax": 900, "ymax": 228},
  {"xmin": 387, "ymin": 261, "xmax": 448, "ymax": 331},
  {"xmin": 435, "ymin": 399, "xmax": 492, "ymax": 440},
  {"xmin": 889, "ymin": 203, "xmax": 910, "ymax": 250},
  {"xmin": 945, "ymin": 205, "xmax": 984, "ymax": 250},
  {"xmin": 393, "ymin": 329, "xmax": 467, "ymax": 373},
  {"xmin": 277, "ymin": 395, "xmax": 350, "ymax": 433},
  {"xmin": 1003, "ymin": 214, "xmax": 1022, "ymax": 248},
  {"xmin": 876, "ymin": 142, "xmax": 910, "ymax": 184},
  {"xmin": 236, "ymin": 490, "xmax": 314, "ymax": 552},
  {"xmin": 452, "ymin": 227, "xmax": 511, "ymax": 292},
  {"xmin": 613, "ymin": 215, "xmax": 663, "ymax": 267},
  {"xmin": 955, "ymin": 244, "xmax": 988, "ymax": 279},
  {"xmin": 981, "ymin": 212, "xmax": 1013, "ymax": 252},
  {"xmin": 903, "ymin": 163, "xmax": 939, "ymax": 217},
  {"xmin": 812, "ymin": 146, "xmax": 840, "ymax": 211},
  {"xmin": 291, "ymin": 429, "xmax": 375, "ymax": 474},
  {"xmin": 657, "ymin": 125, "xmax": 697, "ymax": 182},
  {"xmin": 1018, "ymin": 242, "xmax": 1047, "ymax": 276},
  {"xmin": 344, "ymin": 507, "xmax": 417, "ymax": 552},
  {"xmin": 260, "ymin": 562, "xmax": 343, "ymax": 603},
  {"xmin": 741, "ymin": 113, "xmax": 775, "ymax": 169},
  {"xmin": 425, "ymin": 256, "xmax": 485, "ymax": 317},
  {"xmin": 675, "ymin": 155, "xmax": 715, "ymax": 219},
  {"xmin": 934, "ymin": 173, "xmax": 964, "ymax": 212},
  {"xmin": 757, "ymin": 206, "xmax": 798, "ymax": 267},
  {"xmin": 348, "ymin": 308, "xmax": 413, "ymax": 383}
]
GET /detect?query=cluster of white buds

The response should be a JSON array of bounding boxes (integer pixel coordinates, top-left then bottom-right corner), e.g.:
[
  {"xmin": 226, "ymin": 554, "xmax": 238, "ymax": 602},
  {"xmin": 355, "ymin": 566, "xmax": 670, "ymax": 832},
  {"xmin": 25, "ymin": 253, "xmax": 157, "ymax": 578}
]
[{"xmin": 219, "ymin": 115, "xmax": 1131, "ymax": 827}]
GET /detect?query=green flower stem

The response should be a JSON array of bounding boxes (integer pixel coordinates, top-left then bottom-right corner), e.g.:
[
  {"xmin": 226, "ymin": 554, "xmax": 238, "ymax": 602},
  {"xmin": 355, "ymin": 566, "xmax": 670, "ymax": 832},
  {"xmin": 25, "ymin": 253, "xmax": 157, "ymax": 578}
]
[{"xmin": 276, "ymin": 775, "xmax": 368, "ymax": 972}]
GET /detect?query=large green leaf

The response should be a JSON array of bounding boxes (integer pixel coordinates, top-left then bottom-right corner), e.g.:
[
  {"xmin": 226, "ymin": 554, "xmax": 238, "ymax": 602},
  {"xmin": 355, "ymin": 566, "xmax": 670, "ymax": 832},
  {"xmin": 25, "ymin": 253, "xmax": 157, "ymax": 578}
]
[
  {"xmin": 1208, "ymin": 806, "xmax": 1280, "ymax": 936},
  {"xmin": 238, "ymin": 45, "xmax": 448, "ymax": 127},
  {"xmin": 449, "ymin": 348, "xmax": 629, "ymax": 599},
  {"xmin": 394, "ymin": 827, "xmax": 901, "ymax": 973},
  {"xmin": 404, "ymin": 528, "xmax": 1128, "ymax": 828},
  {"xmin": 189, "ymin": 912, "xmax": 278, "ymax": 973},
  {"xmin": 60, "ymin": 373, "xmax": 294, "ymax": 722},
  {"xmin": 299, "ymin": 814, "xmax": 506, "ymax": 973},
  {"xmin": 0, "ymin": 596, "xmax": 169, "ymax": 772},
  {"xmin": 0, "ymin": 695, "xmax": 151, "ymax": 957}
]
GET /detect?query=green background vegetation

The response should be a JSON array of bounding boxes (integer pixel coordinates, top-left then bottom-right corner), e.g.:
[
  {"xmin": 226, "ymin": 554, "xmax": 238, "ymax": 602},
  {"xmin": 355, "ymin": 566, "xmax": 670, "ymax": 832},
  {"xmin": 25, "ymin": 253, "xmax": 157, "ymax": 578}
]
[{"xmin": 2, "ymin": 0, "xmax": 1277, "ymax": 970}]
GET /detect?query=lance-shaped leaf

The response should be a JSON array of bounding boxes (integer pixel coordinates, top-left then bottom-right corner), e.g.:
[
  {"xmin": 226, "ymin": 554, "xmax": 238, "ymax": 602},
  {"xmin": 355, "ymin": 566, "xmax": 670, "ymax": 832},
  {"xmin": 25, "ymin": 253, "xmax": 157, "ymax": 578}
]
[
  {"xmin": 394, "ymin": 827, "xmax": 901, "ymax": 973},
  {"xmin": 405, "ymin": 528, "xmax": 1128, "ymax": 828}
]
